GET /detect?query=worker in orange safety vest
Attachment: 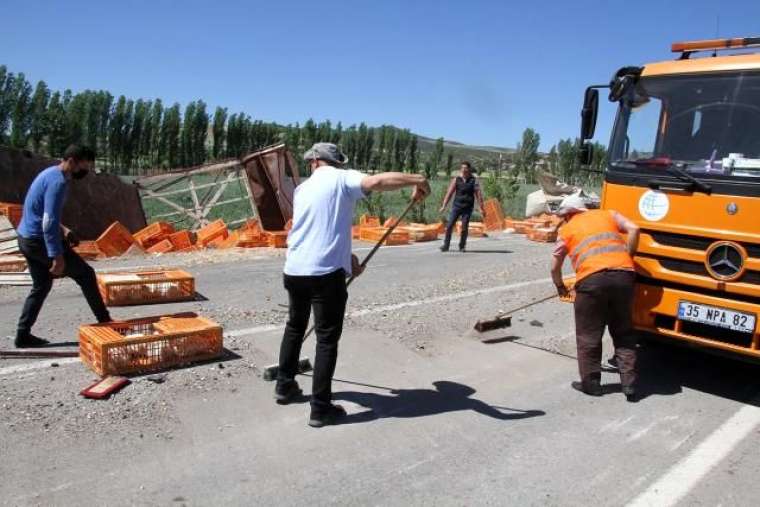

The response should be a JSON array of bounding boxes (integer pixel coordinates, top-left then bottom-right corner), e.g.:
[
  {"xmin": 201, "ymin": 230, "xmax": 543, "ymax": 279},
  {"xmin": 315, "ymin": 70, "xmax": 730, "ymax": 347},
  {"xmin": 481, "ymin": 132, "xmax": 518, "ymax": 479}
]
[{"xmin": 550, "ymin": 194, "xmax": 640, "ymax": 402}]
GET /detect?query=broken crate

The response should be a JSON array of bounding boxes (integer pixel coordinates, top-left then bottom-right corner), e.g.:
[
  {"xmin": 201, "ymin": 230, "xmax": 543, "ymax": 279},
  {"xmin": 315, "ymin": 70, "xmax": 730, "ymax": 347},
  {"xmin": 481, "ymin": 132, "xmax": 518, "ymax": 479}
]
[
  {"xmin": 79, "ymin": 312, "xmax": 223, "ymax": 376},
  {"xmin": 97, "ymin": 269, "xmax": 195, "ymax": 306}
]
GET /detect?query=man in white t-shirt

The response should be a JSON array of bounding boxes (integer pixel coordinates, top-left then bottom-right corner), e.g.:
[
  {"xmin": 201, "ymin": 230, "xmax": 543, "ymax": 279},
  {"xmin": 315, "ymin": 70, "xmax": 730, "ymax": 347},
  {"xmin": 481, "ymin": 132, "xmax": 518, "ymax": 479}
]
[{"xmin": 276, "ymin": 142, "xmax": 430, "ymax": 428}]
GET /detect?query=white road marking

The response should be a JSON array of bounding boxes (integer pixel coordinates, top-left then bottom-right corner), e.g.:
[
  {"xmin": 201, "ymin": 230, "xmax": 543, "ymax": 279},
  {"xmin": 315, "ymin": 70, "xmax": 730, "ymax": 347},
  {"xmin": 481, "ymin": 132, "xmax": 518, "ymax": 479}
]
[
  {"xmin": 1, "ymin": 276, "xmax": 553, "ymax": 377},
  {"xmin": 627, "ymin": 403, "xmax": 760, "ymax": 507}
]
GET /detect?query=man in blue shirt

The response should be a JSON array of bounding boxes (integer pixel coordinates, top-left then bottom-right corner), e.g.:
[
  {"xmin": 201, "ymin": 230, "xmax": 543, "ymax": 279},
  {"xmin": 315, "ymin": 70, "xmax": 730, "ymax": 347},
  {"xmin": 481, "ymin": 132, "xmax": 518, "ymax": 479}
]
[
  {"xmin": 15, "ymin": 144, "xmax": 111, "ymax": 348},
  {"xmin": 275, "ymin": 142, "xmax": 430, "ymax": 427}
]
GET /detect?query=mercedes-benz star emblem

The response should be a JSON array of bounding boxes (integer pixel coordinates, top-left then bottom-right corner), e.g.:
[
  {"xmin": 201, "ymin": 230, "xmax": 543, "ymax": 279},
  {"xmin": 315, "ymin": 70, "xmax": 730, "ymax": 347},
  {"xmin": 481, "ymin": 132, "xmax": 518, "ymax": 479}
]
[
  {"xmin": 727, "ymin": 203, "xmax": 738, "ymax": 215},
  {"xmin": 705, "ymin": 242, "xmax": 745, "ymax": 281}
]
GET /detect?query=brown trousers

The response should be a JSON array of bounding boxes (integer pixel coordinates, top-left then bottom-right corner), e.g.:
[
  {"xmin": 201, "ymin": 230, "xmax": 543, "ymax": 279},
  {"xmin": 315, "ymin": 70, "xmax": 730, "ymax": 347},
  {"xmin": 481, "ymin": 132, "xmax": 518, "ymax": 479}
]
[{"xmin": 573, "ymin": 270, "xmax": 637, "ymax": 388}]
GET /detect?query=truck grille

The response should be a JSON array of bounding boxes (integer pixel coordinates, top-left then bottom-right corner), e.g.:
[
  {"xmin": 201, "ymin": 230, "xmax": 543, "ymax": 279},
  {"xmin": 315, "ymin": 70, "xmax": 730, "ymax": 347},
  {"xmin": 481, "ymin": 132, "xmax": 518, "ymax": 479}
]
[
  {"xmin": 649, "ymin": 230, "xmax": 760, "ymax": 258},
  {"xmin": 656, "ymin": 257, "xmax": 760, "ymax": 285}
]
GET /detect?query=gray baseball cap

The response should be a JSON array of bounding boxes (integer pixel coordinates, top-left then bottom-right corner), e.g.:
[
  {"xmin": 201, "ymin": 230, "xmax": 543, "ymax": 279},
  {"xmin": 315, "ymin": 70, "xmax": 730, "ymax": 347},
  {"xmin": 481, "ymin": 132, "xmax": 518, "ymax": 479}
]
[{"xmin": 303, "ymin": 142, "xmax": 348, "ymax": 166}]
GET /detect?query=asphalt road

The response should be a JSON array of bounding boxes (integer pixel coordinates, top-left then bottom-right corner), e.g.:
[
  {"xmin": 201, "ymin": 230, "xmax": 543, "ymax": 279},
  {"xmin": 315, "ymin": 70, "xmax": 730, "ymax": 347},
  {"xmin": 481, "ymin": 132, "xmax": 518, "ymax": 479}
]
[{"xmin": 1, "ymin": 233, "xmax": 759, "ymax": 506}]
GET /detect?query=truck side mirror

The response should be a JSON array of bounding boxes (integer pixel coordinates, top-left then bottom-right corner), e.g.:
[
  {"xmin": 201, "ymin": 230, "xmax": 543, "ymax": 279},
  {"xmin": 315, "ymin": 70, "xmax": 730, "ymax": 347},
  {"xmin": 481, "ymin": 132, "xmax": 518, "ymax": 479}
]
[
  {"xmin": 578, "ymin": 142, "xmax": 594, "ymax": 166},
  {"xmin": 580, "ymin": 88, "xmax": 599, "ymax": 141}
]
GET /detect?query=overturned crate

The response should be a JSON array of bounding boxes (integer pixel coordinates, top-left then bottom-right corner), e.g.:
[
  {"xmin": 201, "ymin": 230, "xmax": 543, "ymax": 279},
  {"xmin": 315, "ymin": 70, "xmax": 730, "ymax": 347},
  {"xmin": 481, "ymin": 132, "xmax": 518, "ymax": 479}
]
[
  {"xmin": 97, "ymin": 269, "xmax": 195, "ymax": 306},
  {"xmin": 133, "ymin": 222, "xmax": 175, "ymax": 249},
  {"xmin": 79, "ymin": 312, "xmax": 223, "ymax": 376},
  {"xmin": 404, "ymin": 224, "xmax": 440, "ymax": 242},
  {"xmin": 359, "ymin": 227, "xmax": 410, "ymax": 246},
  {"xmin": 96, "ymin": 222, "xmax": 137, "ymax": 257}
]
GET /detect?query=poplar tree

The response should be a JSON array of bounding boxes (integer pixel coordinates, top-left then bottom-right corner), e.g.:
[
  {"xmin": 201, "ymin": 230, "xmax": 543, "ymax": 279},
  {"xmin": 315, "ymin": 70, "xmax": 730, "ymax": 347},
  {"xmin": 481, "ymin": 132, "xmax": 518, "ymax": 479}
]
[
  {"xmin": 29, "ymin": 80, "xmax": 51, "ymax": 152},
  {"xmin": 9, "ymin": 73, "xmax": 32, "ymax": 147},
  {"xmin": 212, "ymin": 106, "xmax": 227, "ymax": 159}
]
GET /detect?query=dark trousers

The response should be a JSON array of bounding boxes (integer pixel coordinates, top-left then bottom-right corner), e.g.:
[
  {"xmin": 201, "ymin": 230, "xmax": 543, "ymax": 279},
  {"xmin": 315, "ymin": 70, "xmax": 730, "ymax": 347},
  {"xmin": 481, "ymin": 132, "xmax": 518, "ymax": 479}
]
[
  {"xmin": 277, "ymin": 269, "xmax": 348, "ymax": 411},
  {"xmin": 442, "ymin": 205, "xmax": 473, "ymax": 250},
  {"xmin": 17, "ymin": 237, "xmax": 111, "ymax": 337},
  {"xmin": 573, "ymin": 270, "xmax": 637, "ymax": 388}
]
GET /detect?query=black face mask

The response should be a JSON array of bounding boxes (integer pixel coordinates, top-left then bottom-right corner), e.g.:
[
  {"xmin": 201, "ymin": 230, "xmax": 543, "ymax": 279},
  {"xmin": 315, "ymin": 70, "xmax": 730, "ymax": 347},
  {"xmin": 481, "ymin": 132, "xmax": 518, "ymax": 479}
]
[{"xmin": 72, "ymin": 168, "xmax": 89, "ymax": 180}]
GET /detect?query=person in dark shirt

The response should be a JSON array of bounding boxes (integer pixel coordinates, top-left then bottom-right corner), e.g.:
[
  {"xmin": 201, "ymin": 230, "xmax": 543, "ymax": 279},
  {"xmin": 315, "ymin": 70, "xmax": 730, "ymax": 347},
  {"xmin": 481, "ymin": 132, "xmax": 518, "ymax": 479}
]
[
  {"xmin": 14, "ymin": 144, "xmax": 111, "ymax": 348},
  {"xmin": 439, "ymin": 161, "xmax": 485, "ymax": 252}
]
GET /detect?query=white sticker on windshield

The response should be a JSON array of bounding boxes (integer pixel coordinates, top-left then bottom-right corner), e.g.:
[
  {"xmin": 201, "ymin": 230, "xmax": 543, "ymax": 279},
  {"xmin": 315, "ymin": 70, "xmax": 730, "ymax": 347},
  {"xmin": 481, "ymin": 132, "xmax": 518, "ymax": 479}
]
[{"xmin": 638, "ymin": 190, "xmax": 669, "ymax": 222}]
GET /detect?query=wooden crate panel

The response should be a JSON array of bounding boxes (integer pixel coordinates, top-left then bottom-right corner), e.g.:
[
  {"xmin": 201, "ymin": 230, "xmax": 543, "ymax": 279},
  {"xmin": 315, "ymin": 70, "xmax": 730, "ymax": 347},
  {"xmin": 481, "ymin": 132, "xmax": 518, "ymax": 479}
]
[
  {"xmin": 96, "ymin": 222, "xmax": 136, "ymax": 257},
  {"xmin": 79, "ymin": 312, "xmax": 223, "ymax": 376},
  {"xmin": 97, "ymin": 269, "xmax": 195, "ymax": 306}
]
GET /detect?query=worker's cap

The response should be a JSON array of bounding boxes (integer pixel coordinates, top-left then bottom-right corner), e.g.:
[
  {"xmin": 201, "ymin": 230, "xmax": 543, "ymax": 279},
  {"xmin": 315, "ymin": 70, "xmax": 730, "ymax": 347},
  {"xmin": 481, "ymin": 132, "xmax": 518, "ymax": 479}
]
[
  {"xmin": 303, "ymin": 142, "xmax": 348, "ymax": 166},
  {"xmin": 557, "ymin": 193, "xmax": 588, "ymax": 216}
]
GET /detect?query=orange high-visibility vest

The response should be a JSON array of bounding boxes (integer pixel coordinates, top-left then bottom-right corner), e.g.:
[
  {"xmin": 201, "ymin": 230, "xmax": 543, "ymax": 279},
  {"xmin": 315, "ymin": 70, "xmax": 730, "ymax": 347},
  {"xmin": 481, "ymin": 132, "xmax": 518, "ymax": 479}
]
[{"xmin": 559, "ymin": 210, "xmax": 634, "ymax": 283}]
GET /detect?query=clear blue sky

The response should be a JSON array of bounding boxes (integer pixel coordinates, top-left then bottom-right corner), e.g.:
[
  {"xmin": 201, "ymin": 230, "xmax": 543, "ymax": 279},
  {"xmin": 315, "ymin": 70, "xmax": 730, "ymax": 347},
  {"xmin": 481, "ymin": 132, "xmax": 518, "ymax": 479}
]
[{"xmin": 2, "ymin": 0, "xmax": 760, "ymax": 150}]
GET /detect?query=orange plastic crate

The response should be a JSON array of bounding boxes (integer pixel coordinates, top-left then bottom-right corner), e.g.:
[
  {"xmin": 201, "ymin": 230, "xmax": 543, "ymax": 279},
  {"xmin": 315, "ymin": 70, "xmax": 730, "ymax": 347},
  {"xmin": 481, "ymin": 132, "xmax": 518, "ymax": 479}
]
[
  {"xmin": 403, "ymin": 224, "xmax": 439, "ymax": 242},
  {"xmin": 0, "ymin": 202, "xmax": 23, "ymax": 228},
  {"xmin": 236, "ymin": 230, "xmax": 268, "ymax": 248},
  {"xmin": 264, "ymin": 231, "xmax": 288, "ymax": 248},
  {"xmin": 96, "ymin": 222, "xmax": 136, "ymax": 257},
  {"xmin": 211, "ymin": 230, "xmax": 240, "ymax": 249},
  {"xmin": 168, "ymin": 230, "xmax": 193, "ymax": 250},
  {"xmin": 97, "ymin": 269, "xmax": 195, "ymax": 306},
  {"xmin": 455, "ymin": 222, "xmax": 486, "ymax": 237},
  {"xmin": 483, "ymin": 198, "xmax": 506, "ymax": 231},
  {"xmin": 351, "ymin": 225, "xmax": 361, "ymax": 239},
  {"xmin": 196, "ymin": 219, "xmax": 228, "ymax": 247},
  {"xmin": 146, "ymin": 238, "xmax": 175, "ymax": 254},
  {"xmin": 0, "ymin": 255, "xmax": 27, "ymax": 272},
  {"xmin": 359, "ymin": 227, "xmax": 410, "ymax": 246},
  {"xmin": 79, "ymin": 312, "xmax": 223, "ymax": 376},
  {"xmin": 241, "ymin": 218, "xmax": 263, "ymax": 235},
  {"xmin": 511, "ymin": 221, "xmax": 533, "ymax": 234},
  {"xmin": 73, "ymin": 241, "xmax": 102, "ymax": 260},
  {"xmin": 133, "ymin": 222, "xmax": 175, "ymax": 249},
  {"xmin": 359, "ymin": 214, "xmax": 381, "ymax": 227},
  {"xmin": 527, "ymin": 227, "xmax": 558, "ymax": 243}
]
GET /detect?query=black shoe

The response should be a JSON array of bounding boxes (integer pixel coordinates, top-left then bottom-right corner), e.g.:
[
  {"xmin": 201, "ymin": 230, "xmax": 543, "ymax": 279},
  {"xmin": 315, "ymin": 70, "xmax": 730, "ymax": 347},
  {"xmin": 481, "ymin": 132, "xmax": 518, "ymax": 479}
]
[
  {"xmin": 274, "ymin": 381, "xmax": 303, "ymax": 405},
  {"xmin": 308, "ymin": 404, "xmax": 347, "ymax": 428},
  {"xmin": 571, "ymin": 380, "xmax": 602, "ymax": 396},
  {"xmin": 440, "ymin": 245, "xmax": 449, "ymax": 252},
  {"xmin": 622, "ymin": 385, "xmax": 639, "ymax": 403},
  {"xmin": 14, "ymin": 333, "xmax": 49, "ymax": 348},
  {"xmin": 458, "ymin": 246, "xmax": 466, "ymax": 253},
  {"xmin": 606, "ymin": 356, "xmax": 619, "ymax": 369}
]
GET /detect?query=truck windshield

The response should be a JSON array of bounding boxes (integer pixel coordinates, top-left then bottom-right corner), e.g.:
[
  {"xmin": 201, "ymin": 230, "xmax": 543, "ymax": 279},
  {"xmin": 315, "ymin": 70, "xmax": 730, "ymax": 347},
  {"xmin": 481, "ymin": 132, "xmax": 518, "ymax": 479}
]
[{"xmin": 609, "ymin": 72, "xmax": 760, "ymax": 178}]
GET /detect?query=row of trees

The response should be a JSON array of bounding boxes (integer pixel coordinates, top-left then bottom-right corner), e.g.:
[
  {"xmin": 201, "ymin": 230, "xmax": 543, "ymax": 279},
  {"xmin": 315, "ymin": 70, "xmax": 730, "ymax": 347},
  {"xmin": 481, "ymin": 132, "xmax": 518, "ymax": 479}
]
[
  {"xmin": 1, "ymin": 65, "xmax": 604, "ymax": 186},
  {"xmin": 1, "ymin": 66, "xmax": 451, "ymax": 176}
]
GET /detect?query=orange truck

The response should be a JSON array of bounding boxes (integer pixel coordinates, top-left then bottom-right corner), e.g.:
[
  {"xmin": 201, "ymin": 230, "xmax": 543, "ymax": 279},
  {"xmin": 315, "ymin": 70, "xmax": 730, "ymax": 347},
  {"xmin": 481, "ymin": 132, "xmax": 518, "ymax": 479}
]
[{"xmin": 578, "ymin": 37, "xmax": 760, "ymax": 360}]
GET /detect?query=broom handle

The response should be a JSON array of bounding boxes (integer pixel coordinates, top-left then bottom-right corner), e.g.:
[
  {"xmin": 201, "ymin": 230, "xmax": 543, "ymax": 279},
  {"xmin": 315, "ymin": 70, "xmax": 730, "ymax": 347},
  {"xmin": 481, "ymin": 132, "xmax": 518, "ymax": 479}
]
[
  {"xmin": 502, "ymin": 293, "xmax": 558, "ymax": 316},
  {"xmin": 301, "ymin": 198, "xmax": 419, "ymax": 342}
]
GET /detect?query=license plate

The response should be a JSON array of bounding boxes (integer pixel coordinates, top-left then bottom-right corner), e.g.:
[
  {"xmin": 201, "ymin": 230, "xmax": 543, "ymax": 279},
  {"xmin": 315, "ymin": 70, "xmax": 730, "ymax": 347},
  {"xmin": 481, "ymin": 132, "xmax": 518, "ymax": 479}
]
[{"xmin": 678, "ymin": 301, "xmax": 756, "ymax": 334}]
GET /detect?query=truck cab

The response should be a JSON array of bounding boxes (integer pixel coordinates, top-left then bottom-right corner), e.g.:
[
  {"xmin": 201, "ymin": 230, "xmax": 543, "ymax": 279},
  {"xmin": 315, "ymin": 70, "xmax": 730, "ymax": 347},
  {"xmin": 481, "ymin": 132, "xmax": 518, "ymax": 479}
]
[{"xmin": 580, "ymin": 37, "xmax": 760, "ymax": 360}]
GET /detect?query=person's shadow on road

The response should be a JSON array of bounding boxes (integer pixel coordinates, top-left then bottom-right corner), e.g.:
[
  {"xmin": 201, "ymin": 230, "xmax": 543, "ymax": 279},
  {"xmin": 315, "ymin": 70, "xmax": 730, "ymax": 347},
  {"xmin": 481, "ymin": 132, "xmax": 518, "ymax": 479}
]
[{"xmin": 334, "ymin": 380, "xmax": 545, "ymax": 424}]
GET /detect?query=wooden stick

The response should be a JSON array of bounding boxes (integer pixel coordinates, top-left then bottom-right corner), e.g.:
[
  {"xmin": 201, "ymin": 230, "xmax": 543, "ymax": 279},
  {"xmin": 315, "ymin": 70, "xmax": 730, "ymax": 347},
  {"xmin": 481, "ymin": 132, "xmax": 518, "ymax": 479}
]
[{"xmin": 300, "ymin": 198, "xmax": 419, "ymax": 343}]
